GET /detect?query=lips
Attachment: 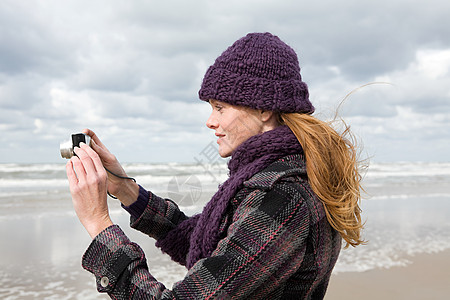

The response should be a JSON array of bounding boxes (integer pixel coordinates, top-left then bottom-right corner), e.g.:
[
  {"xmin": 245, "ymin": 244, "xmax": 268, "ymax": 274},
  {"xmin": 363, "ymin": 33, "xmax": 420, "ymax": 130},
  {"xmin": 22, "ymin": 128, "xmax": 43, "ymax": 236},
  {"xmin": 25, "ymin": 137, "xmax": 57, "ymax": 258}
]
[{"xmin": 215, "ymin": 132, "xmax": 225, "ymax": 143}]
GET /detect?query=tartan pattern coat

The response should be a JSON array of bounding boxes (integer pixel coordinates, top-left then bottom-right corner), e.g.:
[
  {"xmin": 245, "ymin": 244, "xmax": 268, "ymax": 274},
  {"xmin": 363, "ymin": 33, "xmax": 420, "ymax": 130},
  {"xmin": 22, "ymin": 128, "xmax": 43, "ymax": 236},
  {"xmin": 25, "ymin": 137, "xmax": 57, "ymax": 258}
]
[{"xmin": 82, "ymin": 154, "xmax": 342, "ymax": 299}]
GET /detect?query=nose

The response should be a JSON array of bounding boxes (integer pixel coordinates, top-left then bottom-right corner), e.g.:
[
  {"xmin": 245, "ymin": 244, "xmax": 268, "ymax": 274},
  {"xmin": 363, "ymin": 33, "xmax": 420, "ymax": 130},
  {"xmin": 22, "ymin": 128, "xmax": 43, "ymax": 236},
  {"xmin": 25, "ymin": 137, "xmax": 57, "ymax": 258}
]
[{"xmin": 206, "ymin": 112, "xmax": 218, "ymax": 129}]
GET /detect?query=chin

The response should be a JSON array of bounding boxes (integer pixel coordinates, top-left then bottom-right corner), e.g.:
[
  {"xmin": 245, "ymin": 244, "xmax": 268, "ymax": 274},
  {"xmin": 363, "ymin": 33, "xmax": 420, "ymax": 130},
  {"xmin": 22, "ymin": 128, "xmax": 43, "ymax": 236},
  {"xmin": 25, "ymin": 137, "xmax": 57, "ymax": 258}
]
[
  {"xmin": 218, "ymin": 147, "xmax": 232, "ymax": 158},
  {"xmin": 219, "ymin": 152, "xmax": 231, "ymax": 158}
]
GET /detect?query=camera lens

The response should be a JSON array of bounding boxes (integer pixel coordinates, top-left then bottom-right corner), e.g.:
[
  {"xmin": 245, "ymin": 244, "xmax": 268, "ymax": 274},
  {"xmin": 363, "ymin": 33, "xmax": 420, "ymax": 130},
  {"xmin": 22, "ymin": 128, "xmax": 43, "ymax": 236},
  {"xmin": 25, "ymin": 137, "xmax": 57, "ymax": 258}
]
[
  {"xmin": 60, "ymin": 140, "xmax": 74, "ymax": 159},
  {"xmin": 60, "ymin": 133, "xmax": 91, "ymax": 159}
]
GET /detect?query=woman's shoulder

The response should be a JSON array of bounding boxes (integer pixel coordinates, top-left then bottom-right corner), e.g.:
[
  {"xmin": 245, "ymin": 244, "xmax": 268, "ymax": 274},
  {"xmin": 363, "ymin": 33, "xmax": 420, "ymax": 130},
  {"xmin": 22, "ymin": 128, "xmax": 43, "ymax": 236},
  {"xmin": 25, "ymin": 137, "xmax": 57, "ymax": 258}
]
[
  {"xmin": 233, "ymin": 154, "xmax": 325, "ymax": 225},
  {"xmin": 243, "ymin": 154, "xmax": 308, "ymax": 191},
  {"xmin": 231, "ymin": 154, "xmax": 318, "ymax": 224}
]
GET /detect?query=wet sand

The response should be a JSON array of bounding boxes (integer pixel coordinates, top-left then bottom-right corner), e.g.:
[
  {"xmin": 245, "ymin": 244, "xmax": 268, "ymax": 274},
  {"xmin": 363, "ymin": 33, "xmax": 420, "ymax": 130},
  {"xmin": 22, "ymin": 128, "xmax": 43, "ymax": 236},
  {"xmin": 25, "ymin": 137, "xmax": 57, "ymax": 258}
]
[
  {"xmin": 2, "ymin": 189, "xmax": 450, "ymax": 299},
  {"xmin": 326, "ymin": 249, "xmax": 450, "ymax": 299},
  {"xmin": 1, "ymin": 209, "xmax": 449, "ymax": 299}
]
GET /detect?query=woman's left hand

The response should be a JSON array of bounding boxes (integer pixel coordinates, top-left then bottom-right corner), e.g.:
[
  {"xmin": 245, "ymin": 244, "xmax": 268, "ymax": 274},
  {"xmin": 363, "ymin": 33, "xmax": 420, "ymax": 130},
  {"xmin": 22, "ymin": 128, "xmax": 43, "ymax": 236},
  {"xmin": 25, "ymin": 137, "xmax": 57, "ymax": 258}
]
[{"xmin": 66, "ymin": 142, "xmax": 113, "ymax": 239}]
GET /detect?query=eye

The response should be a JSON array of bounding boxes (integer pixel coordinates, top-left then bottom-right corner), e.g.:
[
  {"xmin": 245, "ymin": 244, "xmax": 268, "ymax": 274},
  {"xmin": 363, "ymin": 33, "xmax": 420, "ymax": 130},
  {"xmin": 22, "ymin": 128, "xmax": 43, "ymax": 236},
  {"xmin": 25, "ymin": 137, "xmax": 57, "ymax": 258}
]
[{"xmin": 215, "ymin": 105, "xmax": 223, "ymax": 112}]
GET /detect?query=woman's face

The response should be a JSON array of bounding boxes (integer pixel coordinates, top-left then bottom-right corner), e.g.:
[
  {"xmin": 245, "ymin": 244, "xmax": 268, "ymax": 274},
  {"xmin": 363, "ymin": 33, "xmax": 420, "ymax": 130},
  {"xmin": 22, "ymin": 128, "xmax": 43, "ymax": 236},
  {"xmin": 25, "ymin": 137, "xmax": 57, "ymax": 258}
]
[{"xmin": 206, "ymin": 100, "xmax": 273, "ymax": 158}]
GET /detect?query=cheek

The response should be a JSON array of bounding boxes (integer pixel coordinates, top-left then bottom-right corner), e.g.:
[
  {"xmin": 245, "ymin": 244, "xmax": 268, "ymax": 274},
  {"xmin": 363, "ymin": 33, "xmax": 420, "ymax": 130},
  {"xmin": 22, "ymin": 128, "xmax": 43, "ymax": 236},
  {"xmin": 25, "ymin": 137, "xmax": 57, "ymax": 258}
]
[
  {"xmin": 223, "ymin": 118, "xmax": 242, "ymax": 138},
  {"xmin": 226, "ymin": 120, "xmax": 255, "ymax": 147}
]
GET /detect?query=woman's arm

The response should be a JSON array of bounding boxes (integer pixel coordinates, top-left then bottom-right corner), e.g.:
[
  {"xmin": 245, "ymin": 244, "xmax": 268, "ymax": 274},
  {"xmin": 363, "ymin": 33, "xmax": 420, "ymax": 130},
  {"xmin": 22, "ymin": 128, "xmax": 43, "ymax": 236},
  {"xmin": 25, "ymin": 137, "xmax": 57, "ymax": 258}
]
[
  {"xmin": 67, "ymin": 136, "xmax": 191, "ymax": 260},
  {"xmin": 82, "ymin": 182, "xmax": 312, "ymax": 299},
  {"xmin": 82, "ymin": 128, "xmax": 139, "ymax": 206},
  {"xmin": 66, "ymin": 142, "xmax": 113, "ymax": 238}
]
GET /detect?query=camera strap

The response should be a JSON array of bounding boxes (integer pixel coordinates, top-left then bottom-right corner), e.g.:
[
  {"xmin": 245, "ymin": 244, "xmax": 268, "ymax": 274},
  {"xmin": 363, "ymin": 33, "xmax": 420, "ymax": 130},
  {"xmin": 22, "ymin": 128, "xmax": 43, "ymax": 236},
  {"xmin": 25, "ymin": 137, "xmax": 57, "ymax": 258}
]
[{"xmin": 104, "ymin": 167, "xmax": 136, "ymax": 199}]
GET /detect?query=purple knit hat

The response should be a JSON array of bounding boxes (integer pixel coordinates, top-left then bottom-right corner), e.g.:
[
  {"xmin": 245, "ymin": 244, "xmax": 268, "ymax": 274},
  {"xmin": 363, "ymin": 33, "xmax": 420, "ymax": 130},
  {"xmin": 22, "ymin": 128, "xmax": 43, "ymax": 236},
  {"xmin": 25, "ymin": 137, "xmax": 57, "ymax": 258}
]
[{"xmin": 198, "ymin": 32, "xmax": 314, "ymax": 114}]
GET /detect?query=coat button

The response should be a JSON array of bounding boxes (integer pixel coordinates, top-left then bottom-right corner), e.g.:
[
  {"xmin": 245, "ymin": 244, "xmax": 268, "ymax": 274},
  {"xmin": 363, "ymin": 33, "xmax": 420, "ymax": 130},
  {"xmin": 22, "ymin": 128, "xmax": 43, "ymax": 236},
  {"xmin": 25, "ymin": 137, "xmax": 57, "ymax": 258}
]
[{"xmin": 100, "ymin": 276, "xmax": 110, "ymax": 287}]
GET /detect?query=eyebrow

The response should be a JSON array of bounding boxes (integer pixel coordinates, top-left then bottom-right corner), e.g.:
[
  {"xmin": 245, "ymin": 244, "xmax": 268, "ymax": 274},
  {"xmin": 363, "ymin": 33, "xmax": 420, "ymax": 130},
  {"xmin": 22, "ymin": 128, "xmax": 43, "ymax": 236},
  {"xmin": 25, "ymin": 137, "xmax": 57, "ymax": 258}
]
[{"xmin": 209, "ymin": 100, "xmax": 221, "ymax": 107}]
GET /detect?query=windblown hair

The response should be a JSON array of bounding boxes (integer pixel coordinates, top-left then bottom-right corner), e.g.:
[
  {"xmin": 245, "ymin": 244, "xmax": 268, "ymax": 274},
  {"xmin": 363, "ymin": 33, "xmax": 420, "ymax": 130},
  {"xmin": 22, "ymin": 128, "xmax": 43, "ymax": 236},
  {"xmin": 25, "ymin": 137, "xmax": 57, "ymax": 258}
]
[{"xmin": 280, "ymin": 113, "xmax": 365, "ymax": 247}]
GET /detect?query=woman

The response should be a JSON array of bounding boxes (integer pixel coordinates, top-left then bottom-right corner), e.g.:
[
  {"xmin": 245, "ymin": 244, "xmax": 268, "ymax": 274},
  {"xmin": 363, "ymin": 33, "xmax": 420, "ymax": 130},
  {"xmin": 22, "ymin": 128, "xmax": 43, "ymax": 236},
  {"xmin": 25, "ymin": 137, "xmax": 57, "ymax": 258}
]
[{"xmin": 67, "ymin": 32, "xmax": 364, "ymax": 299}]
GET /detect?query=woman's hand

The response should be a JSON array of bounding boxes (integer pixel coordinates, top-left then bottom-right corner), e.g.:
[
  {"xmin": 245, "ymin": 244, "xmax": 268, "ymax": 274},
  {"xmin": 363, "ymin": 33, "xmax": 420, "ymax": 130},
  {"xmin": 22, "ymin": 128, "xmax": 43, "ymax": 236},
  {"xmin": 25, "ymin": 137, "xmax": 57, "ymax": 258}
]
[
  {"xmin": 82, "ymin": 129, "xmax": 139, "ymax": 206},
  {"xmin": 66, "ymin": 142, "xmax": 113, "ymax": 239}
]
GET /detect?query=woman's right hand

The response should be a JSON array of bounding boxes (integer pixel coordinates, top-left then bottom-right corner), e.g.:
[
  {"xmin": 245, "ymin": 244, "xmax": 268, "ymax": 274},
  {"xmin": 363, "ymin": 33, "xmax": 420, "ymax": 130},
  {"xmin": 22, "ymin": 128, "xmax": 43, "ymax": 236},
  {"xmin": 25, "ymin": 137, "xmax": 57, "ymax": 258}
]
[{"xmin": 82, "ymin": 129, "xmax": 139, "ymax": 206}]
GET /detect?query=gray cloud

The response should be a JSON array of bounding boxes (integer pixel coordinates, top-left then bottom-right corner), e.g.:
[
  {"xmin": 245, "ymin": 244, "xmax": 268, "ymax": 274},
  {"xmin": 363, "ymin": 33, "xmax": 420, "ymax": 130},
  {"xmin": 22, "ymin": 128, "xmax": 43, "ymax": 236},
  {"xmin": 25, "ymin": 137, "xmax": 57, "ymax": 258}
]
[{"xmin": 0, "ymin": 0, "xmax": 449, "ymax": 163}]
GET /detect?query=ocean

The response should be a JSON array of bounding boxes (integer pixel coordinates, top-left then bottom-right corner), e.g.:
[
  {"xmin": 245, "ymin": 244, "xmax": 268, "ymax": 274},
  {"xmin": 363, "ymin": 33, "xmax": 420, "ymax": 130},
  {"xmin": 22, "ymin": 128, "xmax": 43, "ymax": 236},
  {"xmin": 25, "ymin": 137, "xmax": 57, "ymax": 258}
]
[{"xmin": 1, "ymin": 161, "xmax": 450, "ymax": 299}]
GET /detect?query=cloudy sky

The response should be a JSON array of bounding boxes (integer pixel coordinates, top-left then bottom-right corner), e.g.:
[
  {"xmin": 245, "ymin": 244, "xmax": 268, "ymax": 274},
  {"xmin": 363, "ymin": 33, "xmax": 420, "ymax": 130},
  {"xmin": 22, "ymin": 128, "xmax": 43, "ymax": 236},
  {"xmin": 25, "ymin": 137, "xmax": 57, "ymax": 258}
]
[{"xmin": 1, "ymin": 0, "xmax": 449, "ymax": 163}]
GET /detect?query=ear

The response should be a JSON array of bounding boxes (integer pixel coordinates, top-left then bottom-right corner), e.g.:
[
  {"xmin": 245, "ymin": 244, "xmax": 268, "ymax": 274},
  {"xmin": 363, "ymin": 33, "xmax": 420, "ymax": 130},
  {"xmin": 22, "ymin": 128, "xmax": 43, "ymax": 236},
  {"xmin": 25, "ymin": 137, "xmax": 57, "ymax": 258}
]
[{"xmin": 260, "ymin": 110, "xmax": 274, "ymax": 122}]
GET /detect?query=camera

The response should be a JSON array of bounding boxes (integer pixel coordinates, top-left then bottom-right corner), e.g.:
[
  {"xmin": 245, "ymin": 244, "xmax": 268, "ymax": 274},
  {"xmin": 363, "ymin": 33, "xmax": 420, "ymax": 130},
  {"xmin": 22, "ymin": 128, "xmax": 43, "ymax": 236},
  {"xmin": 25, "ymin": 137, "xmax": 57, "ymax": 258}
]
[{"xmin": 60, "ymin": 133, "xmax": 91, "ymax": 159}]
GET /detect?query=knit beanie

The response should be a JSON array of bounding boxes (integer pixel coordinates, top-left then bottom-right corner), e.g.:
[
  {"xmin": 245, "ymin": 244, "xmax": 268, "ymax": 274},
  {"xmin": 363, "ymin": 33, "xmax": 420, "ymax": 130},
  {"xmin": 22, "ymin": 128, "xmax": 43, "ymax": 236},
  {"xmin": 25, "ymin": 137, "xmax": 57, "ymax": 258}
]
[{"xmin": 198, "ymin": 32, "xmax": 314, "ymax": 114}]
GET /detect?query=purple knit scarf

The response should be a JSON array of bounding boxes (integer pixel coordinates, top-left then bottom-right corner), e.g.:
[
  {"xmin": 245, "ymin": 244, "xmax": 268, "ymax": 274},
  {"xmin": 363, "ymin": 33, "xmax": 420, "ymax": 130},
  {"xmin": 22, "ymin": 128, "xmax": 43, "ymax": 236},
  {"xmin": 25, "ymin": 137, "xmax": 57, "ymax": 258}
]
[{"xmin": 156, "ymin": 125, "xmax": 303, "ymax": 269}]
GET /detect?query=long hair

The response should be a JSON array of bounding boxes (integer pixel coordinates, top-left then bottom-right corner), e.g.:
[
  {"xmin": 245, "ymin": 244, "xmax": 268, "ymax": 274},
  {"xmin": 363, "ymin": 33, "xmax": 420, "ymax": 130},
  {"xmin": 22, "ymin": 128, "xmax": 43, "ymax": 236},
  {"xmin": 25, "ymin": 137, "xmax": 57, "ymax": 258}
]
[{"xmin": 280, "ymin": 113, "xmax": 365, "ymax": 247}]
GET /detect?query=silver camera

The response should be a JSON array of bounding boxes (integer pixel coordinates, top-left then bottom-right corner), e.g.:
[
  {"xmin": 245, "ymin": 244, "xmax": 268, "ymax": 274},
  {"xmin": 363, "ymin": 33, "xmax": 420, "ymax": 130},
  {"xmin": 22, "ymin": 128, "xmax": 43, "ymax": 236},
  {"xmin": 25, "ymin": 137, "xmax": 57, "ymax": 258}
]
[{"xmin": 60, "ymin": 133, "xmax": 91, "ymax": 159}]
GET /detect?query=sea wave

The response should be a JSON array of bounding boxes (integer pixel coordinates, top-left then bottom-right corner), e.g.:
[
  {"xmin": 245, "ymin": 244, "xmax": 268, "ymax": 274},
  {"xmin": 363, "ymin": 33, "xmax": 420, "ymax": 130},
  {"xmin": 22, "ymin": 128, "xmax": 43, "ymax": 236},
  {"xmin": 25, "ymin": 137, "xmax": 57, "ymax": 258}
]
[
  {"xmin": 0, "ymin": 163, "xmax": 65, "ymax": 173},
  {"xmin": 334, "ymin": 233, "xmax": 450, "ymax": 273},
  {"xmin": 368, "ymin": 193, "xmax": 450, "ymax": 200},
  {"xmin": 0, "ymin": 178, "xmax": 68, "ymax": 188},
  {"xmin": 2, "ymin": 161, "xmax": 449, "ymax": 179},
  {"xmin": 365, "ymin": 162, "xmax": 450, "ymax": 178}
]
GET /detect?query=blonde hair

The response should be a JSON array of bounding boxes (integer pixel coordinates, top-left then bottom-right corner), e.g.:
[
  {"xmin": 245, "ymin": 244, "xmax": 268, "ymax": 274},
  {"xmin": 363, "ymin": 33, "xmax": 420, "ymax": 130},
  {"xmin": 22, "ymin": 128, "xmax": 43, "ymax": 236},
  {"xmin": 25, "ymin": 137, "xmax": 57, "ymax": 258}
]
[{"xmin": 280, "ymin": 113, "xmax": 365, "ymax": 247}]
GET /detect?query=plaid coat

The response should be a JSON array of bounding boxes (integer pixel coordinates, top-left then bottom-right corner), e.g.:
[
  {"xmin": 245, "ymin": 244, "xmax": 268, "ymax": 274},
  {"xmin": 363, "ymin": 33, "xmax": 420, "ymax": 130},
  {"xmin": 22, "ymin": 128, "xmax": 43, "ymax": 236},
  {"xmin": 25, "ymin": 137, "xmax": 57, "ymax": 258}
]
[{"xmin": 82, "ymin": 155, "xmax": 341, "ymax": 299}]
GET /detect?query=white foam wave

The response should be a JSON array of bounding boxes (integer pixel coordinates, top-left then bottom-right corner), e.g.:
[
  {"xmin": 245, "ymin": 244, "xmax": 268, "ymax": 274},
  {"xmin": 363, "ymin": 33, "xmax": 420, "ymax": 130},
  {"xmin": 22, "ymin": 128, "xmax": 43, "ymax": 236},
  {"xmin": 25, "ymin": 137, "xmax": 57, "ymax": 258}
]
[
  {"xmin": 2, "ymin": 161, "xmax": 449, "ymax": 178},
  {"xmin": 0, "ymin": 190, "xmax": 52, "ymax": 198},
  {"xmin": 124, "ymin": 162, "xmax": 228, "ymax": 175},
  {"xmin": 0, "ymin": 163, "xmax": 65, "ymax": 173},
  {"xmin": 0, "ymin": 178, "xmax": 68, "ymax": 188},
  {"xmin": 334, "ymin": 237, "xmax": 450, "ymax": 273},
  {"xmin": 368, "ymin": 193, "xmax": 450, "ymax": 200},
  {"xmin": 366, "ymin": 162, "xmax": 450, "ymax": 178},
  {"xmin": 135, "ymin": 173, "xmax": 226, "ymax": 187}
]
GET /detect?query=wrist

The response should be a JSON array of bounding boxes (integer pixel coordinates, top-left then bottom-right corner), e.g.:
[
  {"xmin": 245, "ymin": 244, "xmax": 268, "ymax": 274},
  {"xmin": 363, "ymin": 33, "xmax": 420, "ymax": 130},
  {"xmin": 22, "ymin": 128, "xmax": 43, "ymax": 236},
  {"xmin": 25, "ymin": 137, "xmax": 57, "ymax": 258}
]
[
  {"xmin": 121, "ymin": 185, "xmax": 149, "ymax": 219},
  {"xmin": 86, "ymin": 217, "xmax": 114, "ymax": 239},
  {"xmin": 114, "ymin": 180, "xmax": 140, "ymax": 206}
]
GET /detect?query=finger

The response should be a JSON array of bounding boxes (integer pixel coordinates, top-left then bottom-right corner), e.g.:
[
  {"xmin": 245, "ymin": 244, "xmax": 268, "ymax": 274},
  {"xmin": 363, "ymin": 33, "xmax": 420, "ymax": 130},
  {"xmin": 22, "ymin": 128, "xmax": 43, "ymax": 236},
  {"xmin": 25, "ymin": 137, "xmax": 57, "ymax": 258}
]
[
  {"xmin": 89, "ymin": 139, "xmax": 111, "ymax": 159},
  {"xmin": 82, "ymin": 128, "xmax": 107, "ymax": 149},
  {"xmin": 70, "ymin": 153, "xmax": 87, "ymax": 182},
  {"xmin": 82, "ymin": 128, "xmax": 94, "ymax": 138},
  {"xmin": 66, "ymin": 160, "xmax": 79, "ymax": 186},
  {"xmin": 82, "ymin": 129, "xmax": 114, "ymax": 163},
  {"xmin": 80, "ymin": 142, "xmax": 105, "ymax": 175},
  {"xmin": 74, "ymin": 146, "xmax": 97, "ymax": 176}
]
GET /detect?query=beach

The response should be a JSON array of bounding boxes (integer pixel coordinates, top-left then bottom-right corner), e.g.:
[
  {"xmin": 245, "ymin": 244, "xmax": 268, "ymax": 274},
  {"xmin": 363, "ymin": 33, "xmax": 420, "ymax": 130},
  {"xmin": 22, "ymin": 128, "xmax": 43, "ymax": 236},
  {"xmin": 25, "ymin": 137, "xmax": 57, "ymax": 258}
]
[
  {"xmin": 1, "ymin": 161, "xmax": 449, "ymax": 299},
  {"xmin": 327, "ymin": 249, "xmax": 450, "ymax": 299}
]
